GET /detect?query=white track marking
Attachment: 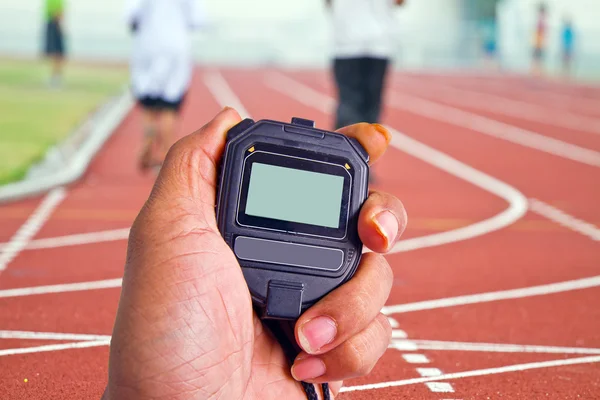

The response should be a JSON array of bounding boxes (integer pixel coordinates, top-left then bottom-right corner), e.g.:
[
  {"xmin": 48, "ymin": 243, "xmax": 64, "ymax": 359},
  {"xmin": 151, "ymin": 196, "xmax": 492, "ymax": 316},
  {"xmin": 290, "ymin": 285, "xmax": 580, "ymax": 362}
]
[
  {"xmin": 529, "ymin": 199, "xmax": 600, "ymax": 241},
  {"xmin": 264, "ymin": 72, "xmax": 528, "ymax": 254},
  {"xmin": 382, "ymin": 275, "xmax": 600, "ymax": 314},
  {"xmin": 0, "ymin": 188, "xmax": 66, "ymax": 272},
  {"xmin": 0, "ymin": 228, "xmax": 131, "ymax": 252},
  {"xmin": 417, "ymin": 368, "xmax": 443, "ymax": 377},
  {"xmin": 424, "ymin": 76, "xmax": 600, "ymax": 117},
  {"xmin": 410, "ymin": 339, "xmax": 600, "ymax": 355},
  {"xmin": 425, "ymin": 382, "xmax": 455, "ymax": 393},
  {"xmin": 387, "ymin": 316, "xmax": 400, "ymax": 328},
  {"xmin": 402, "ymin": 354, "xmax": 430, "ymax": 364},
  {"xmin": 392, "ymin": 330, "xmax": 408, "ymax": 339},
  {"xmin": 0, "ymin": 340, "xmax": 110, "ymax": 357},
  {"xmin": 387, "ymin": 91, "xmax": 600, "ymax": 167},
  {"xmin": 27, "ymin": 228, "xmax": 130, "ymax": 250},
  {"xmin": 0, "ymin": 278, "xmax": 122, "ymax": 298},
  {"xmin": 340, "ymin": 355, "xmax": 600, "ymax": 392},
  {"xmin": 203, "ymin": 71, "xmax": 251, "ymax": 118},
  {"xmin": 385, "ymin": 127, "xmax": 527, "ymax": 253},
  {"xmin": 0, "ymin": 227, "xmax": 129, "ymax": 252},
  {"xmin": 394, "ymin": 76, "xmax": 600, "ymax": 135},
  {"xmin": 0, "ymin": 330, "xmax": 111, "ymax": 341},
  {"xmin": 389, "ymin": 340, "xmax": 418, "ymax": 351}
]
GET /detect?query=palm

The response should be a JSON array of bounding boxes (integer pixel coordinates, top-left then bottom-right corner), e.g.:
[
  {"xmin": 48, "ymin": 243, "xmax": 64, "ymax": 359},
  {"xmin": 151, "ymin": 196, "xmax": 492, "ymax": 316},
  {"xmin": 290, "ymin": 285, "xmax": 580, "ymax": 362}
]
[{"xmin": 110, "ymin": 194, "xmax": 312, "ymax": 400}]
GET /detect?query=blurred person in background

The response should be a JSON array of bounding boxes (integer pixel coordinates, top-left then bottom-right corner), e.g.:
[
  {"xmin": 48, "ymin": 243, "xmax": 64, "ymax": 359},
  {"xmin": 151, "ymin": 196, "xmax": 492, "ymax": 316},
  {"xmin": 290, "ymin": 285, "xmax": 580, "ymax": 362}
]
[
  {"xmin": 326, "ymin": 0, "xmax": 405, "ymax": 131},
  {"xmin": 125, "ymin": 0, "xmax": 205, "ymax": 172},
  {"xmin": 531, "ymin": 2, "xmax": 547, "ymax": 77},
  {"xmin": 561, "ymin": 16, "xmax": 575, "ymax": 79},
  {"xmin": 43, "ymin": 0, "xmax": 66, "ymax": 88},
  {"xmin": 482, "ymin": 20, "xmax": 499, "ymax": 71}
]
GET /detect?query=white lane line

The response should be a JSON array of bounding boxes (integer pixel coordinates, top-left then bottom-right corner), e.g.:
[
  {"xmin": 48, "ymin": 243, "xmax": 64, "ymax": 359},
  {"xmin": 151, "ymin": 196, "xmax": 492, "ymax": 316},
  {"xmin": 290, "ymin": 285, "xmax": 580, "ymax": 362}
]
[
  {"xmin": 0, "ymin": 227, "xmax": 130, "ymax": 252},
  {"xmin": 0, "ymin": 278, "xmax": 122, "ymax": 298},
  {"xmin": 426, "ymin": 76, "xmax": 600, "ymax": 117},
  {"xmin": 203, "ymin": 70, "xmax": 251, "ymax": 118},
  {"xmin": 0, "ymin": 330, "xmax": 111, "ymax": 341},
  {"xmin": 387, "ymin": 316, "xmax": 400, "ymax": 328},
  {"xmin": 28, "ymin": 228, "xmax": 130, "ymax": 251},
  {"xmin": 402, "ymin": 354, "xmax": 430, "ymax": 364},
  {"xmin": 417, "ymin": 368, "xmax": 443, "ymax": 377},
  {"xmin": 425, "ymin": 382, "xmax": 455, "ymax": 393},
  {"xmin": 0, "ymin": 188, "xmax": 66, "ymax": 272},
  {"xmin": 264, "ymin": 72, "xmax": 528, "ymax": 254},
  {"xmin": 387, "ymin": 91, "xmax": 600, "ymax": 167},
  {"xmin": 382, "ymin": 275, "xmax": 600, "ymax": 314},
  {"xmin": 0, "ymin": 340, "xmax": 110, "ymax": 357},
  {"xmin": 529, "ymin": 198, "xmax": 600, "ymax": 241},
  {"xmin": 410, "ymin": 339, "xmax": 600, "ymax": 355},
  {"xmin": 389, "ymin": 340, "xmax": 418, "ymax": 351},
  {"xmin": 394, "ymin": 76, "xmax": 600, "ymax": 135},
  {"xmin": 340, "ymin": 354, "xmax": 600, "ymax": 392},
  {"xmin": 392, "ymin": 330, "xmax": 408, "ymax": 339}
]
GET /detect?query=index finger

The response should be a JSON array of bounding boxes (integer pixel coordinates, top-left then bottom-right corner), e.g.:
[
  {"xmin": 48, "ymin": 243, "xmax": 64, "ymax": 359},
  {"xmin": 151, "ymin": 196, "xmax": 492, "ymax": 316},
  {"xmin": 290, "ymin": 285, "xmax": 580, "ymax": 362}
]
[{"xmin": 336, "ymin": 123, "xmax": 392, "ymax": 165}]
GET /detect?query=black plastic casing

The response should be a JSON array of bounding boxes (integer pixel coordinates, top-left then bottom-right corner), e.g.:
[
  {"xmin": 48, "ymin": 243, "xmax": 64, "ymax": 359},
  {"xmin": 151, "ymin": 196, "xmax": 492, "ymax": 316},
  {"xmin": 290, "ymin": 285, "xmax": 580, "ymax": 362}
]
[{"xmin": 216, "ymin": 117, "xmax": 370, "ymax": 320}]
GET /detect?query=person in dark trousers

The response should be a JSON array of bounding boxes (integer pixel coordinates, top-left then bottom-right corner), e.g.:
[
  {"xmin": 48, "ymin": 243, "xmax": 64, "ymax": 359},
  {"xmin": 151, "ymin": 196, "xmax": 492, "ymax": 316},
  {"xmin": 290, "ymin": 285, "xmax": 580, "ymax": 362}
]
[
  {"xmin": 43, "ymin": 0, "xmax": 66, "ymax": 88},
  {"xmin": 326, "ymin": 0, "xmax": 405, "ymax": 130}
]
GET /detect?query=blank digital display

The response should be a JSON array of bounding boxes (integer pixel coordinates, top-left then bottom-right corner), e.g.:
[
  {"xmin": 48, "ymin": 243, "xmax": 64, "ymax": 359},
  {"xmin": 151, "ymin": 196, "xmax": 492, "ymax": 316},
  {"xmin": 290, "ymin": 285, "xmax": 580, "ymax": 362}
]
[{"xmin": 245, "ymin": 163, "xmax": 345, "ymax": 228}]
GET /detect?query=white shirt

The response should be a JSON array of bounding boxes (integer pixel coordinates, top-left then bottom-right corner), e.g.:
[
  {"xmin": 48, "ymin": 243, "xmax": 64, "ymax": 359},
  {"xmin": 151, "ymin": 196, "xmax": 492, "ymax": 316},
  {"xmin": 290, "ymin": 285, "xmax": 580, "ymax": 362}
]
[
  {"xmin": 329, "ymin": 0, "xmax": 398, "ymax": 58},
  {"xmin": 124, "ymin": 0, "xmax": 205, "ymax": 100}
]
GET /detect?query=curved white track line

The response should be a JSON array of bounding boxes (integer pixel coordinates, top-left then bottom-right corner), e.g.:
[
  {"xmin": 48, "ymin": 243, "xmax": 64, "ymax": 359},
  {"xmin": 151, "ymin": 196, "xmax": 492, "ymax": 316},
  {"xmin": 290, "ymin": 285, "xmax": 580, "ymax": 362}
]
[{"xmin": 263, "ymin": 71, "xmax": 528, "ymax": 254}]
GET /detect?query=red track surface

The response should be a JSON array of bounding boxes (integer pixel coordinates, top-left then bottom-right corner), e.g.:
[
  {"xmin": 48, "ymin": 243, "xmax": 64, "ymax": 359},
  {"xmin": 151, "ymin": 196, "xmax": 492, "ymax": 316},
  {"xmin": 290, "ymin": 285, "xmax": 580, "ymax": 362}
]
[{"xmin": 1, "ymin": 69, "xmax": 599, "ymax": 399}]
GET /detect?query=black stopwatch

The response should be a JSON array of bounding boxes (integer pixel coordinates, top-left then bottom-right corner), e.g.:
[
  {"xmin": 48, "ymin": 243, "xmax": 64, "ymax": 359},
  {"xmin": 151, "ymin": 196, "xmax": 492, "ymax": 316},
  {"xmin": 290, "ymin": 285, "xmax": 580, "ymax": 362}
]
[{"xmin": 216, "ymin": 117, "xmax": 369, "ymax": 320}]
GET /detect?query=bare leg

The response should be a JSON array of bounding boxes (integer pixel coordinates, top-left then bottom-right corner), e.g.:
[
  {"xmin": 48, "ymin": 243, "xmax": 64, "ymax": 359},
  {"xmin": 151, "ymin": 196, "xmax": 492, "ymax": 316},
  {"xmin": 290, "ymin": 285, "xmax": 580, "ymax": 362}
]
[
  {"xmin": 47, "ymin": 55, "xmax": 65, "ymax": 88},
  {"xmin": 139, "ymin": 108, "xmax": 159, "ymax": 171},
  {"xmin": 156, "ymin": 110, "xmax": 178, "ymax": 164},
  {"xmin": 51, "ymin": 56, "xmax": 63, "ymax": 80}
]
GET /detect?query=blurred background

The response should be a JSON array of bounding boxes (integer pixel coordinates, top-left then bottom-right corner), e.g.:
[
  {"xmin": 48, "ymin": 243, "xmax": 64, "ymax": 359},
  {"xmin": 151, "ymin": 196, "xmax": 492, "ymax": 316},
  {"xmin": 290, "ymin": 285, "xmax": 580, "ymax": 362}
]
[
  {"xmin": 1, "ymin": 0, "xmax": 599, "ymax": 186},
  {"xmin": 1, "ymin": 0, "xmax": 600, "ymax": 71}
]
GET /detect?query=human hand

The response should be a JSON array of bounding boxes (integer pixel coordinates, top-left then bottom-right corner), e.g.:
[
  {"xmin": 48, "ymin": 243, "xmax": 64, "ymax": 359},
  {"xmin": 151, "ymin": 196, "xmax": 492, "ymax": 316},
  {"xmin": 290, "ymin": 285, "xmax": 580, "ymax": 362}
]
[{"xmin": 102, "ymin": 108, "xmax": 407, "ymax": 400}]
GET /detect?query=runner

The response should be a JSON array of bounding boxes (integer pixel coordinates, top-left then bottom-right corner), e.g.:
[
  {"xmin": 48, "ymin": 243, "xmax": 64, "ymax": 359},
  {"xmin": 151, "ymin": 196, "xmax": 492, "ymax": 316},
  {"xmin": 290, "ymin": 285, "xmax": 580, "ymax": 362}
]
[
  {"xmin": 125, "ymin": 0, "xmax": 205, "ymax": 171},
  {"xmin": 326, "ymin": 0, "xmax": 405, "ymax": 130},
  {"xmin": 43, "ymin": 0, "xmax": 66, "ymax": 88}
]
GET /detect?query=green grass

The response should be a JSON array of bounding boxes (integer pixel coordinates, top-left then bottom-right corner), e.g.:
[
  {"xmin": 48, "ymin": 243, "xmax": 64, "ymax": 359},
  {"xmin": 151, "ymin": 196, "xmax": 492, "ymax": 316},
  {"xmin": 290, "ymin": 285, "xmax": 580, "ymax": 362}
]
[{"xmin": 0, "ymin": 58, "xmax": 129, "ymax": 185}]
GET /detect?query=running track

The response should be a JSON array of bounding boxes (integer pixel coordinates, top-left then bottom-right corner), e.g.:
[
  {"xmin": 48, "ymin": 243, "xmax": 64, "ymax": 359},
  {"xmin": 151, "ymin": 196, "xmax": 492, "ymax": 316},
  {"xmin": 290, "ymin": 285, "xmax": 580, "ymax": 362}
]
[{"xmin": 1, "ymin": 69, "xmax": 599, "ymax": 399}]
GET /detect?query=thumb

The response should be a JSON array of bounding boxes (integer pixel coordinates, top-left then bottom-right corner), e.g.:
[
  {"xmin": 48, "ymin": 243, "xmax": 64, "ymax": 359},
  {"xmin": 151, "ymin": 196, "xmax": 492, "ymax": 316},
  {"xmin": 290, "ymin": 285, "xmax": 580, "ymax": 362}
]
[{"xmin": 149, "ymin": 107, "xmax": 242, "ymax": 221}]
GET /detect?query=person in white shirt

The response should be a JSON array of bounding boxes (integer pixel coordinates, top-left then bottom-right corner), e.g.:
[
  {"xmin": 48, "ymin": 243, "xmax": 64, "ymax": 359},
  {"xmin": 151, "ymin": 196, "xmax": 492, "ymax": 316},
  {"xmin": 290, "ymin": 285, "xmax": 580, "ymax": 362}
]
[
  {"xmin": 125, "ymin": 0, "xmax": 205, "ymax": 171},
  {"xmin": 326, "ymin": 0, "xmax": 404, "ymax": 130}
]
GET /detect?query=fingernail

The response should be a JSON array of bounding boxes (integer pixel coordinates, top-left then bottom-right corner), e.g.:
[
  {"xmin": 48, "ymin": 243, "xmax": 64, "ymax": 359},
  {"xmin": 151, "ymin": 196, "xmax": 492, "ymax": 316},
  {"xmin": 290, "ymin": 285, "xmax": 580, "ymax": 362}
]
[
  {"xmin": 373, "ymin": 210, "xmax": 399, "ymax": 249},
  {"xmin": 371, "ymin": 123, "xmax": 392, "ymax": 144},
  {"xmin": 299, "ymin": 316, "xmax": 337, "ymax": 354},
  {"xmin": 291, "ymin": 357, "xmax": 326, "ymax": 381}
]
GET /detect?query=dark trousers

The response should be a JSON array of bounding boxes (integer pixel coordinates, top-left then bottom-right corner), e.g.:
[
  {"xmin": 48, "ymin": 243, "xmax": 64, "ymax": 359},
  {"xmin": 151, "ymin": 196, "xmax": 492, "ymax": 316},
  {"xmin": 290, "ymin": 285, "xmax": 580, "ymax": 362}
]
[{"xmin": 333, "ymin": 57, "xmax": 389, "ymax": 129}]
